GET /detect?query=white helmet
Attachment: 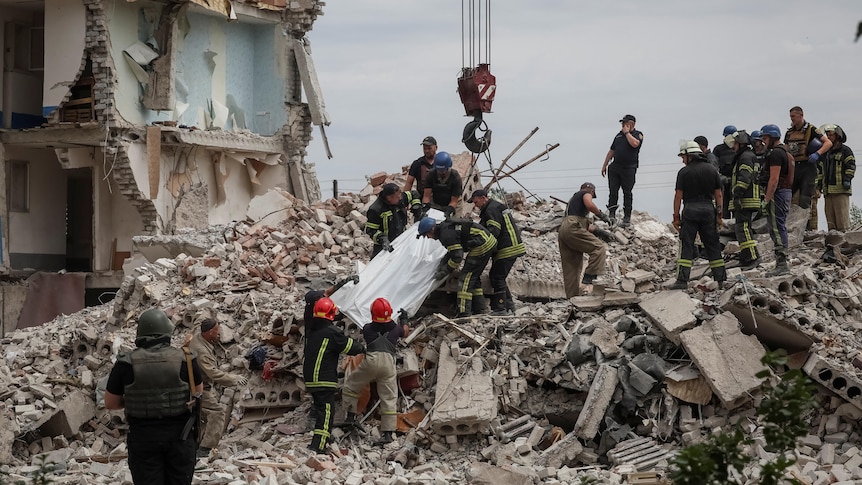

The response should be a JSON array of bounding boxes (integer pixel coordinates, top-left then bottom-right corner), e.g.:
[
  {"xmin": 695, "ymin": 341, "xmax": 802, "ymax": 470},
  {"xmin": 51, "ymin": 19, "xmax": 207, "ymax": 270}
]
[{"xmin": 678, "ymin": 140, "xmax": 702, "ymax": 156}]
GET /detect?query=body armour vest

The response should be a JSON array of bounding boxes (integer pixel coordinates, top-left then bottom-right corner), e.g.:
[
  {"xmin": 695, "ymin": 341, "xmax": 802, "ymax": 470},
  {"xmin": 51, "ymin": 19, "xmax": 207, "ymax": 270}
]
[{"xmin": 123, "ymin": 346, "xmax": 190, "ymax": 419}]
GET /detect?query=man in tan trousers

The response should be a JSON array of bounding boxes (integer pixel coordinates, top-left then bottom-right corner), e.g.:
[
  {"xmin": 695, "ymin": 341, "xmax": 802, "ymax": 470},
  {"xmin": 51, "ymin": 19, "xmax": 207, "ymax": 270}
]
[
  {"xmin": 558, "ymin": 182, "xmax": 611, "ymax": 298},
  {"xmin": 187, "ymin": 318, "xmax": 247, "ymax": 458}
]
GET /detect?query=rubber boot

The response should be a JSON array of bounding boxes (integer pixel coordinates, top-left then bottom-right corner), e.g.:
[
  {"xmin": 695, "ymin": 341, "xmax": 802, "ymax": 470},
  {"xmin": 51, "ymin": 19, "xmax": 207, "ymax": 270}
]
[
  {"xmin": 581, "ymin": 273, "xmax": 598, "ymax": 285},
  {"xmin": 669, "ymin": 279, "xmax": 688, "ymax": 290},
  {"xmin": 308, "ymin": 434, "xmax": 326, "ymax": 453},
  {"xmin": 489, "ymin": 292, "xmax": 507, "ymax": 316},
  {"xmin": 504, "ymin": 288, "xmax": 516, "ymax": 313},
  {"xmin": 619, "ymin": 212, "xmax": 632, "ymax": 228},
  {"xmin": 455, "ymin": 298, "xmax": 472, "ymax": 318},
  {"xmin": 767, "ymin": 252, "xmax": 789, "ymax": 277},
  {"xmin": 376, "ymin": 431, "xmax": 396, "ymax": 445},
  {"xmin": 471, "ymin": 295, "xmax": 489, "ymax": 315},
  {"xmin": 711, "ymin": 266, "xmax": 727, "ymax": 285}
]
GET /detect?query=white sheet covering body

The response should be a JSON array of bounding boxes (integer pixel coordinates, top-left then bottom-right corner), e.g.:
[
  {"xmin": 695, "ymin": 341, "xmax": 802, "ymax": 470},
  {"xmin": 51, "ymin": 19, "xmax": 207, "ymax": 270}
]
[{"xmin": 331, "ymin": 210, "xmax": 447, "ymax": 327}]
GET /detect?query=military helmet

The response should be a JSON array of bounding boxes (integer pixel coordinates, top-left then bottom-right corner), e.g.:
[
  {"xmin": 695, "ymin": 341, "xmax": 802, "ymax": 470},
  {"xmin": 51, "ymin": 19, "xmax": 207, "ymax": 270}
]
[{"xmin": 136, "ymin": 308, "xmax": 174, "ymax": 340}]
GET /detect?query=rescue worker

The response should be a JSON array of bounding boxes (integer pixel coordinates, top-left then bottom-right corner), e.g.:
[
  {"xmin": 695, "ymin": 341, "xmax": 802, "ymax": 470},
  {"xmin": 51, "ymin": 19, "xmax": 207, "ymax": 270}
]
[
  {"xmin": 403, "ymin": 136, "xmax": 437, "ymax": 197},
  {"xmin": 422, "ymin": 151, "xmax": 463, "ymax": 218},
  {"xmin": 714, "ymin": 125, "xmax": 737, "ymax": 218},
  {"xmin": 187, "ymin": 318, "xmax": 248, "ymax": 458},
  {"xmin": 302, "ymin": 275, "xmax": 359, "ymax": 326},
  {"xmin": 303, "ymin": 297, "xmax": 365, "ymax": 453},
  {"xmin": 601, "ymin": 114, "xmax": 643, "ymax": 227},
  {"xmin": 817, "ymin": 124, "xmax": 855, "ymax": 231},
  {"xmin": 558, "ymin": 183, "xmax": 612, "ymax": 298},
  {"xmin": 751, "ymin": 130, "xmax": 767, "ymax": 162},
  {"xmin": 670, "ymin": 141, "xmax": 726, "ymax": 289},
  {"xmin": 468, "ymin": 189, "xmax": 525, "ymax": 315},
  {"xmin": 694, "ymin": 135, "xmax": 720, "ymax": 174},
  {"xmin": 365, "ymin": 183, "xmax": 421, "ymax": 257},
  {"xmin": 341, "ymin": 298, "xmax": 409, "ymax": 445},
  {"xmin": 104, "ymin": 309, "xmax": 202, "ymax": 485},
  {"xmin": 785, "ymin": 106, "xmax": 832, "ymax": 230},
  {"xmin": 759, "ymin": 124, "xmax": 795, "ymax": 276},
  {"xmin": 417, "ymin": 216, "xmax": 497, "ymax": 317},
  {"xmin": 728, "ymin": 130, "xmax": 761, "ymax": 270}
]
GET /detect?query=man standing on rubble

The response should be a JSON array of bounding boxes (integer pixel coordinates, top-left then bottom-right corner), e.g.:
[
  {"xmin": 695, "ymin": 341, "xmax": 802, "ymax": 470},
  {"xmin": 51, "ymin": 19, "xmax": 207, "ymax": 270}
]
[
  {"xmin": 365, "ymin": 183, "xmax": 421, "ymax": 257},
  {"xmin": 729, "ymin": 130, "xmax": 761, "ymax": 270},
  {"xmin": 468, "ymin": 189, "xmax": 525, "ymax": 314},
  {"xmin": 422, "ymin": 152, "xmax": 463, "ymax": 219},
  {"xmin": 786, "ymin": 106, "xmax": 832, "ymax": 231},
  {"xmin": 558, "ymin": 182, "xmax": 612, "ymax": 298},
  {"xmin": 104, "ymin": 308, "xmax": 202, "ymax": 485},
  {"xmin": 187, "ymin": 318, "xmax": 248, "ymax": 459},
  {"xmin": 601, "ymin": 114, "xmax": 643, "ymax": 227},
  {"xmin": 403, "ymin": 136, "xmax": 437, "ymax": 201},
  {"xmin": 759, "ymin": 124, "xmax": 795, "ymax": 276},
  {"xmin": 817, "ymin": 124, "xmax": 855, "ymax": 231},
  {"xmin": 341, "ymin": 298, "xmax": 409, "ymax": 445},
  {"xmin": 303, "ymin": 297, "xmax": 365, "ymax": 453},
  {"xmin": 417, "ymin": 216, "xmax": 496, "ymax": 317},
  {"xmin": 670, "ymin": 141, "xmax": 726, "ymax": 290}
]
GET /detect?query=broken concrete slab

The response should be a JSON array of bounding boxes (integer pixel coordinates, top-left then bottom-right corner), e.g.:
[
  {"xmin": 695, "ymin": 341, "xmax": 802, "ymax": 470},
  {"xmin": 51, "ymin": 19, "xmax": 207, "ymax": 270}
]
[
  {"xmin": 803, "ymin": 353, "xmax": 862, "ymax": 410},
  {"xmin": 535, "ymin": 430, "xmax": 584, "ymax": 469},
  {"xmin": 721, "ymin": 289, "xmax": 816, "ymax": 353},
  {"xmin": 678, "ymin": 313, "xmax": 766, "ymax": 408},
  {"xmin": 573, "ymin": 364, "xmax": 618, "ymax": 439},
  {"xmin": 430, "ymin": 342, "xmax": 496, "ymax": 436},
  {"xmin": 638, "ymin": 290, "xmax": 699, "ymax": 345}
]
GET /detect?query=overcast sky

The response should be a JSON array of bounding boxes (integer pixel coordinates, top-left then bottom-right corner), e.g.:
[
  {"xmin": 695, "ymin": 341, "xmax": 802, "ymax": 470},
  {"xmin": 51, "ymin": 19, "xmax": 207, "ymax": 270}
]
[{"xmin": 304, "ymin": 1, "xmax": 862, "ymax": 225}]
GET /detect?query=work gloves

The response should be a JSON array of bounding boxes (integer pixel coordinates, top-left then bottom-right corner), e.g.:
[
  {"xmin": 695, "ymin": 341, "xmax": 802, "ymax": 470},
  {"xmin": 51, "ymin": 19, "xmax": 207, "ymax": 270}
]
[
  {"xmin": 596, "ymin": 211, "xmax": 611, "ymax": 224},
  {"xmin": 235, "ymin": 375, "xmax": 249, "ymax": 386},
  {"xmin": 442, "ymin": 206, "xmax": 456, "ymax": 219},
  {"xmin": 844, "ymin": 179, "xmax": 852, "ymax": 189},
  {"xmin": 808, "ymin": 152, "xmax": 820, "ymax": 163},
  {"xmin": 398, "ymin": 308, "xmax": 410, "ymax": 325},
  {"xmin": 433, "ymin": 265, "xmax": 451, "ymax": 281},
  {"xmin": 332, "ymin": 274, "xmax": 360, "ymax": 292},
  {"xmin": 380, "ymin": 237, "xmax": 393, "ymax": 253},
  {"xmin": 420, "ymin": 203, "xmax": 430, "ymax": 219},
  {"xmin": 411, "ymin": 205, "xmax": 424, "ymax": 221}
]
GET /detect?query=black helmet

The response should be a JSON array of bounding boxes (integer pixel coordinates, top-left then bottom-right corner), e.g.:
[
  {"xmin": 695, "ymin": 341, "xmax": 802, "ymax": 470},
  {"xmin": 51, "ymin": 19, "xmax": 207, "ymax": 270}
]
[{"xmin": 136, "ymin": 308, "xmax": 174, "ymax": 340}]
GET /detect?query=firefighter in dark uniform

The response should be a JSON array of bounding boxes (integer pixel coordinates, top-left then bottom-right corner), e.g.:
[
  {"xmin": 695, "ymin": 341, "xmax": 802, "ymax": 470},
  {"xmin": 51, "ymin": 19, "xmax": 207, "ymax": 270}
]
[
  {"xmin": 817, "ymin": 124, "xmax": 855, "ymax": 231},
  {"xmin": 468, "ymin": 189, "xmax": 526, "ymax": 314},
  {"xmin": 341, "ymin": 298, "xmax": 409, "ymax": 445},
  {"xmin": 558, "ymin": 183, "xmax": 612, "ymax": 298},
  {"xmin": 785, "ymin": 106, "xmax": 832, "ymax": 230},
  {"xmin": 417, "ymin": 216, "xmax": 497, "ymax": 317},
  {"xmin": 728, "ymin": 130, "xmax": 761, "ymax": 270},
  {"xmin": 302, "ymin": 275, "xmax": 359, "ymax": 326},
  {"xmin": 403, "ymin": 136, "xmax": 437, "ymax": 199},
  {"xmin": 670, "ymin": 141, "xmax": 726, "ymax": 289},
  {"xmin": 104, "ymin": 309, "xmax": 202, "ymax": 485},
  {"xmin": 365, "ymin": 183, "xmax": 421, "ymax": 257},
  {"xmin": 303, "ymin": 297, "xmax": 365, "ymax": 453},
  {"xmin": 422, "ymin": 151, "xmax": 463, "ymax": 218},
  {"xmin": 714, "ymin": 125, "xmax": 737, "ymax": 218}
]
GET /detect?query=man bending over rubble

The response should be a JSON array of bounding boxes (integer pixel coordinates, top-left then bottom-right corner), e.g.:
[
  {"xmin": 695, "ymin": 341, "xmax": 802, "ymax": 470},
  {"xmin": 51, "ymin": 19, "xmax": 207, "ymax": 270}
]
[
  {"xmin": 187, "ymin": 318, "xmax": 248, "ymax": 459},
  {"xmin": 105, "ymin": 308, "xmax": 202, "ymax": 485}
]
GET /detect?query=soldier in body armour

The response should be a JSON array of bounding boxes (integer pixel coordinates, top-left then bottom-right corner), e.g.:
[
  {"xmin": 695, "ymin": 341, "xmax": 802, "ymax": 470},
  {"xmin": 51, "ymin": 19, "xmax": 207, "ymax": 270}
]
[{"xmin": 105, "ymin": 309, "xmax": 202, "ymax": 485}]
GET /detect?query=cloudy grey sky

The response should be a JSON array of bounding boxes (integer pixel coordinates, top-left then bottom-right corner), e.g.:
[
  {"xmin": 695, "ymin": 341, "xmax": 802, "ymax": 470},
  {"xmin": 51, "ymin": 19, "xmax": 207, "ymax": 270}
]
[{"xmin": 305, "ymin": 1, "xmax": 862, "ymax": 225}]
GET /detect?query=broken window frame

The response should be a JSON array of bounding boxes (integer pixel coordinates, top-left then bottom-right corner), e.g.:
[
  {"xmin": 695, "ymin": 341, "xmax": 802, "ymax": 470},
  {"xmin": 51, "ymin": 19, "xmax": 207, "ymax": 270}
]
[{"xmin": 7, "ymin": 160, "xmax": 30, "ymax": 212}]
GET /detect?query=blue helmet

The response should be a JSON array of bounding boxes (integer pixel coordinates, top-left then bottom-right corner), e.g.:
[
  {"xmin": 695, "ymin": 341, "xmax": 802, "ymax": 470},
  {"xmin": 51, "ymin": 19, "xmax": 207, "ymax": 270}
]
[
  {"xmin": 760, "ymin": 124, "xmax": 782, "ymax": 139},
  {"xmin": 722, "ymin": 125, "xmax": 737, "ymax": 136},
  {"xmin": 750, "ymin": 130, "xmax": 763, "ymax": 141},
  {"xmin": 434, "ymin": 151, "xmax": 452, "ymax": 170},
  {"xmin": 417, "ymin": 217, "xmax": 436, "ymax": 236}
]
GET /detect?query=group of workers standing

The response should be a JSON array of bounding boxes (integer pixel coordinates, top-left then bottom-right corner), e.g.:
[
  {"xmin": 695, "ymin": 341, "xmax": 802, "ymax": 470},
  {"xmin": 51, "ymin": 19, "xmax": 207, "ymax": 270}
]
[{"xmin": 561, "ymin": 106, "xmax": 855, "ymax": 295}]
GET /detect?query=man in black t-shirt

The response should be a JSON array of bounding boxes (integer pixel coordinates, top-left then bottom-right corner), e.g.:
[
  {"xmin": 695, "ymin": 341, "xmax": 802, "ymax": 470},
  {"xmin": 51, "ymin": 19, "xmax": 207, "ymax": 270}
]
[
  {"xmin": 403, "ymin": 136, "xmax": 437, "ymax": 197},
  {"xmin": 601, "ymin": 114, "xmax": 643, "ymax": 227}
]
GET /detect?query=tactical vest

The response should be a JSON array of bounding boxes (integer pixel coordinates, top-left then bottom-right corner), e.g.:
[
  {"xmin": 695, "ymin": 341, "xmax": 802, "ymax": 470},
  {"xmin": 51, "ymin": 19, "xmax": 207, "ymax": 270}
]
[
  {"xmin": 122, "ymin": 346, "xmax": 190, "ymax": 419},
  {"xmin": 785, "ymin": 124, "xmax": 814, "ymax": 163},
  {"xmin": 366, "ymin": 327, "xmax": 398, "ymax": 355}
]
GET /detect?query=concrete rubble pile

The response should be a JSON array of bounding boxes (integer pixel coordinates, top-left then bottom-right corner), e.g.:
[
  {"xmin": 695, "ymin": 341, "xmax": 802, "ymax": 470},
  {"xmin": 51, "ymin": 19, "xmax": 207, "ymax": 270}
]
[{"xmin": 2, "ymin": 175, "xmax": 862, "ymax": 484}]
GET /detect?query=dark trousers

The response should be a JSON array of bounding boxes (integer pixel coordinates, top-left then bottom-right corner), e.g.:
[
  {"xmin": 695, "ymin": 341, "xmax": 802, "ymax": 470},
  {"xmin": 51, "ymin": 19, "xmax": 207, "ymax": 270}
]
[
  {"xmin": 127, "ymin": 429, "xmax": 196, "ymax": 485},
  {"xmin": 488, "ymin": 256, "xmax": 517, "ymax": 293},
  {"xmin": 607, "ymin": 166, "xmax": 637, "ymax": 217},
  {"xmin": 676, "ymin": 203, "xmax": 725, "ymax": 283},
  {"xmin": 733, "ymin": 209, "xmax": 759, "ymax": 264},
  {"xmin": 766, "ymin": 188, "xmax": 791, "ymax": 254},
  {"xmin": 456, "ymin": 252, "xmax": 494, "ymax": 315},
  {"xmin": 721, "ymin": 180, "xmax": 733, "ymax": 218},
  {"xmin": 792, "ymin": 161, "xmax": 816, "ymax": 209},
  {"xmin": 309, "ymin": 388, "xmax": 337, "ymax": 452}
]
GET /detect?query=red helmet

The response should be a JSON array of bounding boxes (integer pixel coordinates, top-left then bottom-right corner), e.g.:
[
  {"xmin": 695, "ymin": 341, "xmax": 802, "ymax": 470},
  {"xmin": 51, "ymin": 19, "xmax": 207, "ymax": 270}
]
[
  {"xmin": 370, "ymin": 298, "xmax": 393, "ymax": 323},
  {"xmin": 313, "ymin": 297, "xmax": 338, "ymax": 321}
]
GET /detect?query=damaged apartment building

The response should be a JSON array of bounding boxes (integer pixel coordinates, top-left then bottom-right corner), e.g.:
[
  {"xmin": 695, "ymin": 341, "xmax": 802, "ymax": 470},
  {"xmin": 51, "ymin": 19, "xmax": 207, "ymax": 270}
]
[{"xmin": 0, "ymin": 0, "xmax": 330, "ymax": 332}]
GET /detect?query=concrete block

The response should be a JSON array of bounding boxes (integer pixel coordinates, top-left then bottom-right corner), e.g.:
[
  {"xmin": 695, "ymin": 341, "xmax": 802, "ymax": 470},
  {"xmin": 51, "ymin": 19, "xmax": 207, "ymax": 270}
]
[
  {"xmin": 535, "ymin": 430, "xmax": 584, "ymax": 468},
  {"xmin": 678, "ymin": 313, "xmax": 765, "ymax": 408},
  {"xmin": 430, "ymin": 342, "xmax": 496, "ymax": 436},
  {"xmin": 638, "ymin": 290, "xmax": 698, "ymax": 345},
  {"xmin": 803, "ymin": 353, "xmax": 862, "ymax": 409},
  {"xmin": 573, "ymin": 364, "xmax": 618, "ymax": 439}
]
